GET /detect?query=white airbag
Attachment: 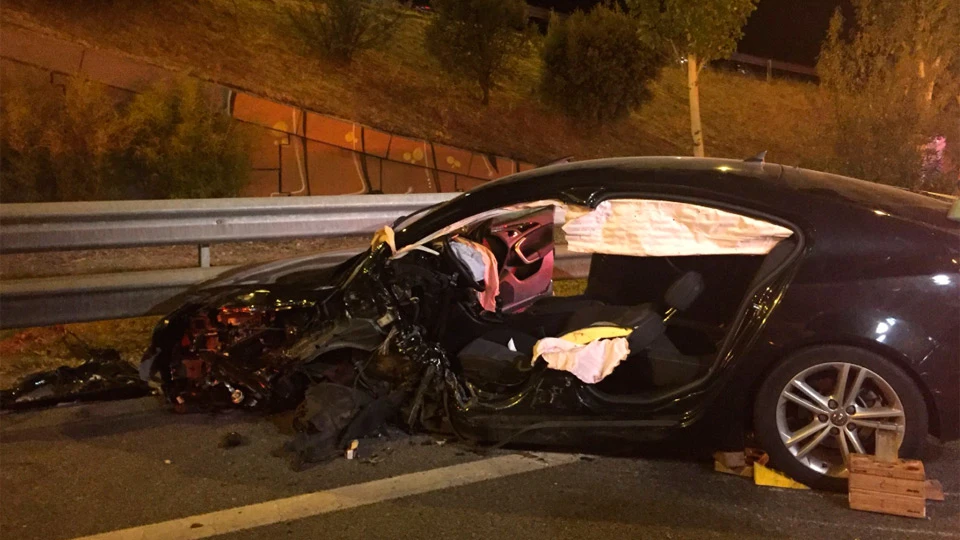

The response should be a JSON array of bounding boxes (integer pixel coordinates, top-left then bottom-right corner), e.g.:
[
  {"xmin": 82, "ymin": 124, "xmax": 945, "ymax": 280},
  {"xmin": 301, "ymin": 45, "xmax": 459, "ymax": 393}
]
[
  {"xmin": 563, "ymin": 199, "xmax": 792, "ymax": 257},
  {"xmin": 533, "ymin": 336, "xmax": 631, "ymax": 384}
]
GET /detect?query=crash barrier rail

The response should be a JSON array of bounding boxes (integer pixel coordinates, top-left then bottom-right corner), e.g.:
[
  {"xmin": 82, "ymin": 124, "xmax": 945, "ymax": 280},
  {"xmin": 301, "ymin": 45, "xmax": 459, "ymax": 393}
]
[{"xmin": 0, "ymin": 194, "xmax": 591, "ymax": 329}]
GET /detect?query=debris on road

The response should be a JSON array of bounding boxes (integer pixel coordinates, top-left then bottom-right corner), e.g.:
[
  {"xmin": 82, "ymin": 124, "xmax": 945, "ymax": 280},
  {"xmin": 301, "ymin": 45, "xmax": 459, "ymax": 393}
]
[
  {"xmin": 360, "ymin": 454, "xmax": 385, "ymax": 465},
  {"xmin": 345, "ymin": 440, "xmax": 359, "ymax": 460},
  {"xmin": 273, "ymin": 383, "xmax": 402, "ymax": 471},
  {"xmin": 218, "ymin": 432, "xmax": 246, "ymax": 449},
  {"xmin": 0, "ymin": 348, "xmax": 152, "ymax": 410}
]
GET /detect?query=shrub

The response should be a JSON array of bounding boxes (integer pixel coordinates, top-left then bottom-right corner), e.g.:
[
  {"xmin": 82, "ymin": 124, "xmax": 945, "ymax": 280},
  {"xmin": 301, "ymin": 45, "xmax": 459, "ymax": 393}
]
[
  {"xmin": 125, "ymin": 78, "xmax": 251, "ymax": 199},
  {"xmin": 425, "ymin": 0, "xmax": 529, "ymax": 105},
  {"xmin": 816, "ymin": 1, "xmax": 960, "ymax": 191},
  {"xmin": 541, "ymin": 4, "xmax": 664, "ymax": 123},
  {"xmin": 0, "ymin": 75, "xmax": 132, "ymax": 202},
  {"xmin": 0, "ymin": 75, "xmax": 251, "ymax": 202},
  {"xmin": 288, "ymin": 0, "xmax": 400, "ymax": 64}
]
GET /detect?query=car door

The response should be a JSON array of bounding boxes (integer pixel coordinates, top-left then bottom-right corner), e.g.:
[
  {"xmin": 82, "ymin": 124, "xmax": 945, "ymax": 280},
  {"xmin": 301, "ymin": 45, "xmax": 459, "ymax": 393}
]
[{"xmin": 481, "ymin": 207, "xmax": 555, "ymax": 312}]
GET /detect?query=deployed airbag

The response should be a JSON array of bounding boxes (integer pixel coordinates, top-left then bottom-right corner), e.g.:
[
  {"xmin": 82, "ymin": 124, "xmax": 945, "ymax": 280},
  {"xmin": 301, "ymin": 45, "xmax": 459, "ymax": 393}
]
[
  {"xmin": 450, "ymin": 237, "xmax": 500, "ymax": 312},
  {"xmin": 532, "ymin": 330, "xmax": 631, "ymax": 384},
  {"xmin": 563, "ymin": 199, "xmax": 792, "ymax": 257}
]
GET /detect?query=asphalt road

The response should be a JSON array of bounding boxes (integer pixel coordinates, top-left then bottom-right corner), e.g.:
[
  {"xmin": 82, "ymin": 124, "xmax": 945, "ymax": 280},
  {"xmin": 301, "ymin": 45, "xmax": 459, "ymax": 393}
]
[{"xmin": 1, "ymin": 396, "xmax": 957, "ymax": 540}]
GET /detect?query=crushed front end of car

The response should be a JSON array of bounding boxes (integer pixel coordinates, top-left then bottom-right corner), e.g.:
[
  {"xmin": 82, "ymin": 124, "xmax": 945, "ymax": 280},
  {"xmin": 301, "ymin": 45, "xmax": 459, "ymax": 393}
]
[{"xmin": 139, "ymin": 241, "xmax": 476, "ymax": 464}]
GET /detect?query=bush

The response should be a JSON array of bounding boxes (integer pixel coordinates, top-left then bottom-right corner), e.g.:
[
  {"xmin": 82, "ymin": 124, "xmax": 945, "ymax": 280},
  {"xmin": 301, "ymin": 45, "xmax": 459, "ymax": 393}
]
[
  {"xmin": 541, "ymin": 4, "xmax": 664, "ymax": 123},
  {"xmin": 816, "ymin": 2, "xmax": 960, "ymax": 191},
  {"xmin": 125, "ymin": 78, "xmax": 251, "ymax": 199},
  {"xmin": 425, "ymin": 0, "xmax": 529, "ymax": 105},
  {"xmin": 1, "ymin": 76, "xmax": 132, "ymax": 202},
  {"xmin": 0, "ymin": 75, "xmax": 251, "ymax": 202},
  {"xmin": 288, "ymin": 0, "xmax": 400, "ymax": 64}
]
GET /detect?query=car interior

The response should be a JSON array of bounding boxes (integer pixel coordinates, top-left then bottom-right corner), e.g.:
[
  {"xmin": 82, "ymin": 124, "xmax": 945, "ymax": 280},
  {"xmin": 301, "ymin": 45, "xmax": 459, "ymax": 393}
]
[{"xmin": 398, "ymin": 200, "xmax": 798, "ymax": 401}]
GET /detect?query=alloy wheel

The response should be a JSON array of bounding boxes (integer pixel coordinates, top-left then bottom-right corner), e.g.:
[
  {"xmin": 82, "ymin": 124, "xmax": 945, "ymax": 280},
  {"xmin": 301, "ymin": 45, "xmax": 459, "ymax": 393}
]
[{"xmin": 775, "ymin": 362, "xmax": 905, "ymax": 477}]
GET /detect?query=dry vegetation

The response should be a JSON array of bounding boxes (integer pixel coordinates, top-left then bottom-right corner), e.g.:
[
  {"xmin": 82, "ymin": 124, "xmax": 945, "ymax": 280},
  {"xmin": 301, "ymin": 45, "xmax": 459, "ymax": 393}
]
[{"xmin": 1, "ymin": 0, "xmax": 830, "ymax": 167}]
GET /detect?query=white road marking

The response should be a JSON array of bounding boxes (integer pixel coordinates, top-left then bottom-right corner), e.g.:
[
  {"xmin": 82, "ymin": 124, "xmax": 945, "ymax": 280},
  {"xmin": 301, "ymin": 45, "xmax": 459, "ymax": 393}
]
[{"xmin": 69, "ymin": 452, "xmax": 580, "ymax": 540}]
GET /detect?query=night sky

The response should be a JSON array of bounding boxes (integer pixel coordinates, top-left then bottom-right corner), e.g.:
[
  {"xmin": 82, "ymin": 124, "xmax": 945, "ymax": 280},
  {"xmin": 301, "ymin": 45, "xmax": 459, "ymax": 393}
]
[
  {"xmin": 527, "ymin": 0, "xmax": 843, "ymax": 66},
  {"xmin": 738, "ymin": 0, "xmax": 842, "ymax": 65}
]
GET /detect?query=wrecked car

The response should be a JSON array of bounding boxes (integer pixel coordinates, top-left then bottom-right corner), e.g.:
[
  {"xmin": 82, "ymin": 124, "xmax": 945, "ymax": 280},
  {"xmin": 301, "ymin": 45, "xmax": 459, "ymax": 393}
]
[{"xmin": 140, "ymin": 157, "xmax": 959, "ymax": 490}]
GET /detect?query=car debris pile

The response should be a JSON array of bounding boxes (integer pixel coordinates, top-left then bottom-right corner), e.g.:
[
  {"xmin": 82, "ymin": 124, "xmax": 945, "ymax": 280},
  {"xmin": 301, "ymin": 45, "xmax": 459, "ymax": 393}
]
[
  {"xmin": 135, "ymin": 240, "xmax": 478, "ymax": 467},
  {"xmin": 274, "ymin": 384, "xmax": 406, "ymax": 469},
  {"xmin": 0, "ymin": 348, "xmax": 153, "ymax": 410}
]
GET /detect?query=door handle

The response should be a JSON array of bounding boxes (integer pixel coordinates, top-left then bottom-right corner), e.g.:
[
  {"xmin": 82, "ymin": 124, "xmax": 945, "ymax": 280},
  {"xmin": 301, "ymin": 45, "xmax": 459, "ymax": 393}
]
[{"xmin": 513, "ymin": 237, "xmax": 542, "ymax": 264}]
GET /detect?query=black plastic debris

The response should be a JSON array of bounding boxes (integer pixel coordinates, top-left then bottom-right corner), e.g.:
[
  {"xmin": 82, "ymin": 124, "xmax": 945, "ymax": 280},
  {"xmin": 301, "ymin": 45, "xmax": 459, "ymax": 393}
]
[
  {"xmin": 218, "ymin": 431, "xmax": 246, "ymax": 449},
  {"xmin": 0, "ymin": 349, "xmax": 152, "ymax": 410},
  {"xmin": 273, "ymin": 383, "xmax": 403, "ymax": 471}
]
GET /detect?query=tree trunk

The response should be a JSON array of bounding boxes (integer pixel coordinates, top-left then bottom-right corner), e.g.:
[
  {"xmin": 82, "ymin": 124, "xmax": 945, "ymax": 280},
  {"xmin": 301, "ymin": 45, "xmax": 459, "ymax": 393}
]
[
  {"xmin": 687, "ymin": 53, "xmax": 705, "ymax": 157},
  {"xmin": 480, "ymin": 81, "xmax": 490, "ymax": 106}
]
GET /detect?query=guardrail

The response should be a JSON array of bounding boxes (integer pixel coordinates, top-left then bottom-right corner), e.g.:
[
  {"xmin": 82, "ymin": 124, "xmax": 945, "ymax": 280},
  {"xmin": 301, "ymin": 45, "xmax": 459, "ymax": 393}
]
[
  {"xmin": 0, "ymin": 195, "xmax": 590, "ymax": 329},
  {"xmin": 727, "ymin": 52, "xmax": 818, "ymax": 79}
]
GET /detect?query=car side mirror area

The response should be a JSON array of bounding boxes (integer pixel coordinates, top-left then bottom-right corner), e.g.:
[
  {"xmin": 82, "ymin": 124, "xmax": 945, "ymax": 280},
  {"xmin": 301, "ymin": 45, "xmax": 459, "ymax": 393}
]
[{"xmin": 664, "ymin": 271, "xmax": 705, "ymax": 313}]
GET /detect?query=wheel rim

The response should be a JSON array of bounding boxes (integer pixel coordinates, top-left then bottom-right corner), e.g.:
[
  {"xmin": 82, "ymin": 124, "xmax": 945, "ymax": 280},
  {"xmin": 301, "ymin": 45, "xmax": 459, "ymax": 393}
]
[{"xmin": 775, "ymin": 362, "xmax": 905, "ymax": 478}]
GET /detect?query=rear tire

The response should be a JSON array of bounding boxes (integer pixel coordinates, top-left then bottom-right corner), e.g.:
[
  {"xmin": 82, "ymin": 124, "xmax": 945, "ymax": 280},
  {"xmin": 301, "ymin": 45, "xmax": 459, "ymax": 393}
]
[{"xmin": 753, "ymin": 345, "xmax": 927, "ymax": 491}]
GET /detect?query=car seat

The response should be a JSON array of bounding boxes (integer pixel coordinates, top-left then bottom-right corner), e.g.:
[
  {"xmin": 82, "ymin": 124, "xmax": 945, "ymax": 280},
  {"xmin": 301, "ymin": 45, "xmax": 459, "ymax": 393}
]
[{"xmin": 458, "ymin": 271, "xmax": 705, "ymax": 387}]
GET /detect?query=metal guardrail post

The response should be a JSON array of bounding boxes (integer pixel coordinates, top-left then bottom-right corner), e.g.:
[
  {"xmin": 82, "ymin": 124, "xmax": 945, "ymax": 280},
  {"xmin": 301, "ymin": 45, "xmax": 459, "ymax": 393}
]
[{"xmin": 198, "ymin": 245, "xmax": 211, "ymax": 268}]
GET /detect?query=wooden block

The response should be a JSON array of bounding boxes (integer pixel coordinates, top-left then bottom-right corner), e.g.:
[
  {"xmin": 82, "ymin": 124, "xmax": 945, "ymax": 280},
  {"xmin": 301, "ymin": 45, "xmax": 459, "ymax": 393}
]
[
  {"xmin": 849, "ymin": 488, "xmax": 926, "ymax": 518},
  {"xmin": 713, "ymin": 451, "xmax": 746, "ymax": 469},
  {"xmin": 925, "ymin": 479, "xmax": 945, "ymax": 501},
  {"xmin": 849, "ymin": 453, "xmax": 925, "ymax": 481},
  {"xmin": 713, "ymin": 460, "xmax": 752, "ymax": 478},
  {"xmin": 874, "ymin": 429, "xmax": 900, "ymax": 463},
  {"xmin": 744, "ymin": 447, "xmax": 769, "ymax": 466},
  {"xmin": 849, "ymin": 473, "xmax": 926, "ymax": 497}
]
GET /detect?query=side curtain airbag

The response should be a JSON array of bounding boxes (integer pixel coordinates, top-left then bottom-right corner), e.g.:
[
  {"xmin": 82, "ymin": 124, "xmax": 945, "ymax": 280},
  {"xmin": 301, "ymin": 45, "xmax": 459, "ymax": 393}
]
[{"xmin": 563, "ymin": 199, "xmax": 793, "ymax": 257}]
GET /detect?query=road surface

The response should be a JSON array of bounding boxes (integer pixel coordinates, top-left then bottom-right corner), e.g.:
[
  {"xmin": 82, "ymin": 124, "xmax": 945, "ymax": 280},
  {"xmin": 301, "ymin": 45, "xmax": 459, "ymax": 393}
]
[{"xmin": 1, "ymin": 397, "xmax": 957, "ymax": 539}]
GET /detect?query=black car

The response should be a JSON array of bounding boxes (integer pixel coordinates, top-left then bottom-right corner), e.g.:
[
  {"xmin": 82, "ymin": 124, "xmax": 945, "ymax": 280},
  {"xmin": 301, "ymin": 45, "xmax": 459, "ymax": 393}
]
[{"xmin": 141, "ymin": 157, "xmax": 959, "ymax": 490}]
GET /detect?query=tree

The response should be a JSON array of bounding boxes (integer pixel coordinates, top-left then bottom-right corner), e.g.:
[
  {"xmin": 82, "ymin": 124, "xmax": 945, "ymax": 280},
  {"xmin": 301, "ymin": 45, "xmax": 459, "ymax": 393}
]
[
  {"xmin": 817, "ymin": 0, "xmax": 960, "ymax": 190},
  {"xmin": 425, "ymin": 0, "xmax": 529, "ymax": 105},
  {"xmin": 541, "ymin": 5, "xmax": 664, "ymax": 123},
  {"xmin": 629, "ymin": 0, "xmax": 758, "ymax": 157},
  {"xmin": 288, "ymin": 0, "xmax": 400, "ymax": 64}
]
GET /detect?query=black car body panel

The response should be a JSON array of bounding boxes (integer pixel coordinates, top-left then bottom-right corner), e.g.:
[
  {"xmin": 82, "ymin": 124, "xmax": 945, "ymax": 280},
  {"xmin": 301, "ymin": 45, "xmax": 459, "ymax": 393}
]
[{"xmin": 142, "ymin": 157, "xmax": 960, "ymax": 445}]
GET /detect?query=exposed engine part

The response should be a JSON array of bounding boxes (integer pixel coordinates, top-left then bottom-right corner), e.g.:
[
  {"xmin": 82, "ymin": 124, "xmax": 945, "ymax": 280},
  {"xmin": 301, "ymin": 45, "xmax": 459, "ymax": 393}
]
[{"xmin": 163, "ymin": 298, "xmax": 317, "ymax": 412}]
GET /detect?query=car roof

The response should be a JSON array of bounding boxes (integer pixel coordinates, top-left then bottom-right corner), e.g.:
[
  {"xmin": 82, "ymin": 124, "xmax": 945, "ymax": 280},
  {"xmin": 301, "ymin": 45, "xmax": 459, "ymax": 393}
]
[
  {"xmin": 473, "ymin": 156, "xmax": 954, "ymax": 228},
  {"xmin": 397, "ymin": 157, "xmax": 956, "ymax": 246}
]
